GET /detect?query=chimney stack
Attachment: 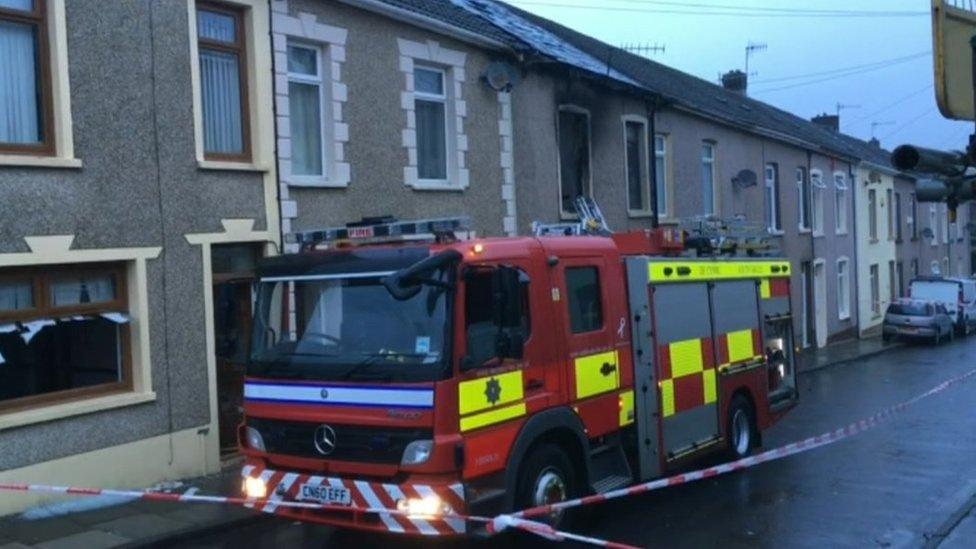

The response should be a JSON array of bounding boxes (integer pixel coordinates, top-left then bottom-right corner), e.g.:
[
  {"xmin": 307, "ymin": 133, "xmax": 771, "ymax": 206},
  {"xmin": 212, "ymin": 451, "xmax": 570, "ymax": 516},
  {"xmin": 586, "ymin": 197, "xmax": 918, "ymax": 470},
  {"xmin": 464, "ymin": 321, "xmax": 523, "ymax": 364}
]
[
  {"xmin": 811, "ymin": 113, "xmax": 839, "ymax": 132},
  {"xmin": 868, "ymin": 137, "xmax": 881, "ymax": 148},
  {"xmin": 721, "ymin": 70, "xmax": 748, "ymax": 94}
]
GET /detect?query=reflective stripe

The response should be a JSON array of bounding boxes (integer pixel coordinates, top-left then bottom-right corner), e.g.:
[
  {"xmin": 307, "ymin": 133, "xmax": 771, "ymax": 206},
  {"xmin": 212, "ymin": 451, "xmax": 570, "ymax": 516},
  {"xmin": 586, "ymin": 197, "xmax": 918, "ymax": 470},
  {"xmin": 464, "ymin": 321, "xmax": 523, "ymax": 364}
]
[
  {"xmin": 618, "ymin": 390, "xmax": 635, "ymax": 426},
  {"xmin": 727, "ymin": 329, "xmax": 756, "ymax": 364},
  {"xmin": 660, "ymin": 379, "xmax": 675, "ymax": 417},
  {"xmin": 668, "ymin": 339, "xmax": 704, "ymax": 378},
  {"xmin": 573, "ymin": 350, "xmax": 619, "ymax": 399},
  {"xmin": 457, "ymin": 370, "xmax": 523, "ymax": 416},
  {"xmin": 702, "ymin": 368, "xmax": 717, "ymax": 404},
  {"xmin": 384, "ymin": 484, "xmax": 438, "ymax": 536},
  {"xmin": 649, "ymin": 260, "xmax": 791, "ymax": 282},
  {"xmin": 760, "ymin": 279, "xmax": 771, "ymax": 299},
  {"xmin": 356, "ymin": 480, "xmax": 404, "ymax": 533},
  {"xmin": 244, "ymin": 383, "xmax": 434, "ymax": 409},
  {"xmin": 459, "ymin": 402, "xmax": 526, "ymax": 432}
]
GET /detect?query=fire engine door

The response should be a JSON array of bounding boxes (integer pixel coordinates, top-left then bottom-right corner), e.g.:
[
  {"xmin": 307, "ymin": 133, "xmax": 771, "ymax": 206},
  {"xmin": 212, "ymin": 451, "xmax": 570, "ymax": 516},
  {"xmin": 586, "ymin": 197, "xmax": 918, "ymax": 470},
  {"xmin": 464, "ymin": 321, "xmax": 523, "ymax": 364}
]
[
  {"xmin": 557, "ymin": 257, "xmax": 622, "ymax": 407},
  {"xmin": 650, "ymin": 282, "xmax": 720, "ymax": 461}
]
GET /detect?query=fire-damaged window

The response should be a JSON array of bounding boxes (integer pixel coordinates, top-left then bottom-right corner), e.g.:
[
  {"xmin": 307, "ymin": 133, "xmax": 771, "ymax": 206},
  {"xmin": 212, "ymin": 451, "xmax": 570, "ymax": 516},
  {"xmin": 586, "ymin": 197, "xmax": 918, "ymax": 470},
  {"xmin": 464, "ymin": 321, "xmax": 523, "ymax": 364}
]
[
  {"xmin": 565, "ymin": 266, "xmax": 603, "ymax": 333},
  {"xmin": 0, "ymin": 264, "xmax": 131, "ymax": 411},
  {"xmin": 558, "ymin": 106, "xmax": 592, "ymax": 217}
]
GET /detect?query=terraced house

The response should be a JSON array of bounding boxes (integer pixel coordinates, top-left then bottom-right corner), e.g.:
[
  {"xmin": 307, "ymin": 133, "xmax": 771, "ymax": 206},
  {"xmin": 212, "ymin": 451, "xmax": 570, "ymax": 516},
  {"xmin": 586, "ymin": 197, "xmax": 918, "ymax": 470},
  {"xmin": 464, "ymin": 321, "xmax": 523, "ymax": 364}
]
[
  {"xmin": 270, "ymin": 0, "xmax": 864, "ymax": 348},
  {"xmin": 0, "ymin": 0, "xmax": 279, "ymax": 512}
]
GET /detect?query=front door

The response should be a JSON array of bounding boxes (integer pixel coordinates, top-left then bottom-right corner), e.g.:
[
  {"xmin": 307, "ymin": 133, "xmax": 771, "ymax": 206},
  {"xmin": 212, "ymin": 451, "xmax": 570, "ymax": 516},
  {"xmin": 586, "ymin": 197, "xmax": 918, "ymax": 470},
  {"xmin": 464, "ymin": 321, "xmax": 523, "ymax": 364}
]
[
  {"xmin": 650, "ymin": 282, "xmax": 720, "ymax": 461},
  {"xmin": 211, "ymin": 243, "xmax": 261, "ymax": 456},
  {"xmin": 813, "ymin": 261, "xmax": 828, "ymax": 348}
]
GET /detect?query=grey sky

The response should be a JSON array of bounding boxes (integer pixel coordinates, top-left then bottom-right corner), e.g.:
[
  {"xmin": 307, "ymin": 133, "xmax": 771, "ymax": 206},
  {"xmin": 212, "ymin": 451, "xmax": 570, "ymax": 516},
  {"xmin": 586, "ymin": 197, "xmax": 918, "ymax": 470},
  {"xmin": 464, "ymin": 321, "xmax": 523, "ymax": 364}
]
[{"xmin": 510, "ymin": 0, "xmax": 973, "ymax": 152}]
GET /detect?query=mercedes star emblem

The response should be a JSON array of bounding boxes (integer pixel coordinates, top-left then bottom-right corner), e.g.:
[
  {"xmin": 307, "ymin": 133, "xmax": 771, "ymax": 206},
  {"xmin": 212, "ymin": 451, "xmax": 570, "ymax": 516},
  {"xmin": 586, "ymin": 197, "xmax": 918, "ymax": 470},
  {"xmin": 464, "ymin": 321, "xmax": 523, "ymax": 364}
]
[{"xmin": 313, "ymin": 424, "xmax": 337, "ymax": 456}]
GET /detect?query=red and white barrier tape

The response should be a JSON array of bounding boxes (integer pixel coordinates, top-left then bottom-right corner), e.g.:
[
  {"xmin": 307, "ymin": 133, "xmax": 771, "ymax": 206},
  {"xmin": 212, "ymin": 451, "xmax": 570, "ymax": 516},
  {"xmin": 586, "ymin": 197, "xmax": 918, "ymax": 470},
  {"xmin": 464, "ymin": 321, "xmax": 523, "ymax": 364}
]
[
  {"xmin": 507, "ymin": 367, "xmax": 976, "ymax": 523},
  {"xmin": 1, "ymin": 367, "xmax": 973, "ymax": 549}
]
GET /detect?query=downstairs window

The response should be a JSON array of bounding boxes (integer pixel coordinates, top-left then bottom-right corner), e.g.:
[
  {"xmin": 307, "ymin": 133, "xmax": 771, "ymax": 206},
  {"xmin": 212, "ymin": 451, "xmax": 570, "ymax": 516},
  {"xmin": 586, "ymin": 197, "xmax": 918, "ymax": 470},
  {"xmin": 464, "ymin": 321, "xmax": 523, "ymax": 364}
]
[{"xmin": 0, "ymin": 264, "xmax": 131, "ymax": 411}]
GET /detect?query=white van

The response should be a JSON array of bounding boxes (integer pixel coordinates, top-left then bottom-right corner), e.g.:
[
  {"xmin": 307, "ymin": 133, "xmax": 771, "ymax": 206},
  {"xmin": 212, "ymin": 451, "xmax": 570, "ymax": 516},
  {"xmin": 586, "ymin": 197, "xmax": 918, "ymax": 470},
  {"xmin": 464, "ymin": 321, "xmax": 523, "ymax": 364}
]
[{"xmin": 909, "ymin": 277, "xmax": 976, "ymax": 334}]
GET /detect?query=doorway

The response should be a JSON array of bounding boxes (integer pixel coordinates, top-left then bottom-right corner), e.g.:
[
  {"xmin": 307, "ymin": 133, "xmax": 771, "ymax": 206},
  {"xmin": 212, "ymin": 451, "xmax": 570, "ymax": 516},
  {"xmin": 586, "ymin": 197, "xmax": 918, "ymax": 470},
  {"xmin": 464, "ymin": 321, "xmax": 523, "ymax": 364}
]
[
  {"xmin": 813, "ymin": 259, "xmax": 827, "ymax": 348},
  {"xmin": 212, "ymin": 243, "xmax": 262, "ymax": 456}
]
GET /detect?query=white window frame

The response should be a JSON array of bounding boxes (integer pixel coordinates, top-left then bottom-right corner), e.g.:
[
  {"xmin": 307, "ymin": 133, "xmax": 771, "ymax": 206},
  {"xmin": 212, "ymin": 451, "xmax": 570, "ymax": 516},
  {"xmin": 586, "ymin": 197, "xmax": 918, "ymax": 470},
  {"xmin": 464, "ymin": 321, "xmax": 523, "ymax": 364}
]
[
  {"xmin": 886, "ymin": 188, "xmax": 894, "ymax": 241},
  {"xmin": 797, "ymin": 166, "xmax": 810, "ymax": 232},
  {"xmin": 284, "ymin": 42, "xmax": 334, "ymax": 185},
  {"xmin": 764, "ymin": 163, "xmax": 782, "ymax": 233},
  {"xmin": 811, "ymin": 170, "xmax": 825, "ymax": 236},
  {"xmin": 557, "ymin": 104, "xmax": 593, "ymax": 218},
  {"xmin": 622, "ymin": 115, "xmax": 652, "ymax": 217},
  {"xmin": 930, "ymin": 204, "xmax": 938, "ymax": 246},
  {"xmin": 413, "ymin": 65, "xmax": 451, "ymax": 185},
  {"xmin": 908, "ymin": 193, "xmax": 917, "ymax": 239},
  {"xmin": 654, "ymin": 133, "xmax": 669, "ymax": 220},
  {"xmin": 398, "ymin": 38, "xmax": 467, "ymax": 191},
  {"xmin": 941, "ymin": 204, "xmax": 949, "ymax": 244},
  {"xmin": 837, "ymin": 256, "xmax": 850, "ymax": 320},
  {"xmin": 834, "ymin": 172, "xmax": 848, "ymax": 235},
  {"xmin": 701, "ymin": 141, "xmax": 717, "ymax": 215},
  {"xmin": 0, "ymin": 0, "xmax": 78, "ymax": 169}
]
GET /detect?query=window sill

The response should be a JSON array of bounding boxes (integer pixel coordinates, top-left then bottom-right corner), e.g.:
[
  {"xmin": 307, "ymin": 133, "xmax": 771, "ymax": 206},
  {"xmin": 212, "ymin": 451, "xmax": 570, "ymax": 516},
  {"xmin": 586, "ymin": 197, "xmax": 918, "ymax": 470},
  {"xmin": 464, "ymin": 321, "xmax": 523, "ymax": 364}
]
[
  {"xmin": 812, "ymin": 232, "xmax": 825, "ymax": 238},
  {"xmin": 0, "ymin": 155, "xmax": 83, "ymax": 169},
  {"xmin": 839, "ymin": 313, "xmax": 851, "ymax": 321},
  {"xmin": 869, "ymin": 238, "xmax": 879, "ymax": 244},
  {"xmin": 798, "ymin": 227, "xmax": 811, "ymax": 234},
  {"xmin": 767, "ymin": 229, "xmax": 785, "ymax": 236},
  {"xmin": 409, "ymin": 180, "xmax": 466, "ymax": 192},
  {"xmin": 628, "ymin": 211, "xmax": 655, "ymax": 219},
  {"xmin": 286, "ymin": 177, "xmax": 349, "ymax": 189},
  {"xmin": 198, "ymin": 160, "xmax": 270, "ymax": 173},
  {"xmin": 0, "ymin": 391, "xmax": 156, "ymax": 432},
  {"xmin": 836, "ymin": 230, "xmax": 849, "ymax": 237}
]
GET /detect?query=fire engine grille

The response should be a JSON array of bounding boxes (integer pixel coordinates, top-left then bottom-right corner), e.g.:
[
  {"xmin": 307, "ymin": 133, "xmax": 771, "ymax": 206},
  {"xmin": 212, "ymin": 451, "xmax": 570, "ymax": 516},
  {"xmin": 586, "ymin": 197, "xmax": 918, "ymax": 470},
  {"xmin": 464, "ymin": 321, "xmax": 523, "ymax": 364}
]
[{"xmin": 248, "ymin": 417, "xmax": 431, "ymax": 464}]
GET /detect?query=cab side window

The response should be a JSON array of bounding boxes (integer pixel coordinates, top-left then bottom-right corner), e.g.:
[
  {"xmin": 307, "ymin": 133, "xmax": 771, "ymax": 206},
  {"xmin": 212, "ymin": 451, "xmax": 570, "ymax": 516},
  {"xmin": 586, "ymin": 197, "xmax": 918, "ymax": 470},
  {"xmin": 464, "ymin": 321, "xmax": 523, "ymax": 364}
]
[
  {"xmin": 566, "ymin": 267, "xmax": 603, "ymax": 333},
  {"xmin": 464, "ymin": 267, "xmax": 530, "ymax": 367}
]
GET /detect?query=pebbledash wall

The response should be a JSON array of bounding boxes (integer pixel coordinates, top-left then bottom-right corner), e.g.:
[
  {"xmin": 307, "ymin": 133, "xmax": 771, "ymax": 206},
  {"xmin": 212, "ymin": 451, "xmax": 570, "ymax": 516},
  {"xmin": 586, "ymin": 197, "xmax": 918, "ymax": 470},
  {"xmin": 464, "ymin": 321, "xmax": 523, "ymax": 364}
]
[
  {"xmin": 271, "ymin": 0, "xmax": 515, "ymax": 251},
  {"xmin": 0, "ymin": 0, "xmax": 278, "ymax": 514}
]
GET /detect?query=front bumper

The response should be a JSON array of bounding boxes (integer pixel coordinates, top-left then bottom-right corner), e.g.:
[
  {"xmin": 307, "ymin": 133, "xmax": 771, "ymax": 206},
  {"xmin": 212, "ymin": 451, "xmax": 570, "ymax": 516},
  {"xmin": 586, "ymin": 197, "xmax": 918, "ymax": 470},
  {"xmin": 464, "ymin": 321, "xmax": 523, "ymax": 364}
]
[
  {"xmin": 240, "ymin": 462, "xmax": 467, "ymax": 536},
  {"xmin": 884, "ymin": 324, "xmax": 935, "ymax": 338}
]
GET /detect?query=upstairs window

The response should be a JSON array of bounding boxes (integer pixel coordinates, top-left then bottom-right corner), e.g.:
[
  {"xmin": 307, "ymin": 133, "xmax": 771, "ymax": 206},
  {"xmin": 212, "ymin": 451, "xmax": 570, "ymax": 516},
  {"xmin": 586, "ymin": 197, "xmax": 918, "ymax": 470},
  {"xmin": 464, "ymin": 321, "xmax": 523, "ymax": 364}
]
[
  {"xmin": 565, "ymin": 267, "xmax": 602, "ymax": 334},
  {"xmin": 624, "ymin": 117, "xmax": 651, "ymax": 216},
  {"xmin": 909, "ymin": 193, "xmax": 918, "ymax": 239},
  {"xmin": 197, "ymin": 3, "xmax": 249, "ymax": 160},
  {"xmin": 886, "ymin": 189, "xmax": 894, "ymax": 240},
  {"xmin": 0, "ymin": 264, "xmax": 132, "ymax": 412},
  {"xmin": 558, "ymin": 107, "xmax": 592, "ymax": 217},
  {"xmin": 764, "ymin": 163, "xmax": 781, "ymax": 232},
  {"xmin": 811, "ymin": 171, "xmax": 825, "ymax": 234},
  {"xmin": 868, "ymin": 189, "xmax": 878, "ymax": 241},
  {"xmin": 287, "ymin": 43, "xmax": 325, "ymax": 178},
  {"xmin": 701, "ymin": 142, "xmax": 716, "ymax": 215},
  {"xmin": 894, "ymin": 192, "xmax": 903, "ymax": 241},
  {"xmin": 0, "ymin": 0, "xmax": 51, "ymax": 155},
  {"xmin": 834, "ymin": 173, "xmax": 848, "ymax": 234},
  {"xmin": 796, "ymin": 167, "xmax": 810, "ymax": 231},
  {"xmin": 414, "ymin": 66, "xmax": 448, "ymax": 182}
]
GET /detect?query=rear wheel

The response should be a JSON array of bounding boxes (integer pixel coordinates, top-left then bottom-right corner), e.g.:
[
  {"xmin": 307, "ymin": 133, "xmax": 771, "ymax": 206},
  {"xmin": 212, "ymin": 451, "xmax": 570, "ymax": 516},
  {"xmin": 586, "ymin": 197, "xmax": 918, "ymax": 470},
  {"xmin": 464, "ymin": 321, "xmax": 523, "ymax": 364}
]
[
  {"xmin": 515, "ymin": 444, "xmax": 578, "ymax": 529},
  {"xmin": 727, "ymin": 395, "xmax": 755, "ymax": 460}
]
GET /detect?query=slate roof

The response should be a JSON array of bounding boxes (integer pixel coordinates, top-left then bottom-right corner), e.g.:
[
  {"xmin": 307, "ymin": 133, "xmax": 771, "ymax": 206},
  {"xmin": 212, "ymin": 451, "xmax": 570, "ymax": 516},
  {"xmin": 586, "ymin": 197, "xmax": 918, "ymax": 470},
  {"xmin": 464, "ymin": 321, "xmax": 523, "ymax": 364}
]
[{"xmin": 367, "ymin": 0, "xmax": 896, "ymax": 164}]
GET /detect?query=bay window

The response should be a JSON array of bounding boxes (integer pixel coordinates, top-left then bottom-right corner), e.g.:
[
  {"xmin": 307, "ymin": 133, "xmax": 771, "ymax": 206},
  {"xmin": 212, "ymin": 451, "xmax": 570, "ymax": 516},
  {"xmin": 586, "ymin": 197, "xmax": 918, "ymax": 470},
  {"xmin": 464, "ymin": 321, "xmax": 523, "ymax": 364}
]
[
  {"xmin": 811, "ymin": 171, "xmax": 825, "ymax": 234},
  {"xmin": 797, "ymin": 167, "xmax": 810, "ymax": 231},
  {"xmin": 834, "ymin": 172, "xmax": 848, "ymax": 234},
  {"xmin": 197, "ymin": 2, "xmax": 249, "ymax": 160},
  {"xmin": 0, "ymin": 0, "xmax": 51, "ymax": 154},
  {"xmin": 0, "ymin": 264, "xmax": 131, "ymax": 412}
]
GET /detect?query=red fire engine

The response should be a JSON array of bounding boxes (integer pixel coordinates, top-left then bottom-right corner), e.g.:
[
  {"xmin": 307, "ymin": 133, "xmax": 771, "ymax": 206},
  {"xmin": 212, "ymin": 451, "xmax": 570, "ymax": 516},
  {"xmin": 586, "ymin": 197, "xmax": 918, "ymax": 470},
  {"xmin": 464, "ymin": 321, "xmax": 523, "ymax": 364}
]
[{"xmin": 239, "ymin": 208, "xmax": 797, "ymax": 536}]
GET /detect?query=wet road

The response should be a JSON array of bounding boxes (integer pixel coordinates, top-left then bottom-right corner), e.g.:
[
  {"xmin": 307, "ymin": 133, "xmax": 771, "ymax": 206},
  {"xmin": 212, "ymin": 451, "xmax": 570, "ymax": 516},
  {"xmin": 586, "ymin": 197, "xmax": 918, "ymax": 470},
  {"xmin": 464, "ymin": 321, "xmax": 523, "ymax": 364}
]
[{"xmin": 190, "ymin": 338, "xmax": 976, "ymax": 548}]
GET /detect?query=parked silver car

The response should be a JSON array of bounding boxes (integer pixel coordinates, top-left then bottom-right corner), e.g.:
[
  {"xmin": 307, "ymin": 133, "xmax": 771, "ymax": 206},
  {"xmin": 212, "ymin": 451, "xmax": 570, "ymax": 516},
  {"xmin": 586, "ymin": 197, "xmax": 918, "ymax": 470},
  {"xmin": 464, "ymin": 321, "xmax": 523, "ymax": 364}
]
[{"xmin": 882, "ymin": 299, "xmax": 955, "ymax": 345}]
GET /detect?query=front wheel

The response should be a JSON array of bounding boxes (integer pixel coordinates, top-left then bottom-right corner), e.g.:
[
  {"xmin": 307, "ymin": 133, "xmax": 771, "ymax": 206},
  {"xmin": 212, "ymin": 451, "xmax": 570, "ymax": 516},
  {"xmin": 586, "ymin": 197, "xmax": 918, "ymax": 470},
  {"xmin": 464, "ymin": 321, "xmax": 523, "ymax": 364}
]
[
  {"xmin": 727, "ymin": 395, "xmax": 756, "ymax": 460},
  {"xmin": 515, "ymin": 444, "xmax": 578, "ymax": 529}
]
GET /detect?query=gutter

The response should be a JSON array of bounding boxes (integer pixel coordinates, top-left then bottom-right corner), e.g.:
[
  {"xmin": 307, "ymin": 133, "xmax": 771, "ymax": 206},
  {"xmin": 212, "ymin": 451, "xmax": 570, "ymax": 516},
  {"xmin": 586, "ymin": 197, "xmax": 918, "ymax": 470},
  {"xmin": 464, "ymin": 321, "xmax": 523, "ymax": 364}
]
[{"xmin": 334, "ymin": 0, "xmax": 514, "ymax": 52}]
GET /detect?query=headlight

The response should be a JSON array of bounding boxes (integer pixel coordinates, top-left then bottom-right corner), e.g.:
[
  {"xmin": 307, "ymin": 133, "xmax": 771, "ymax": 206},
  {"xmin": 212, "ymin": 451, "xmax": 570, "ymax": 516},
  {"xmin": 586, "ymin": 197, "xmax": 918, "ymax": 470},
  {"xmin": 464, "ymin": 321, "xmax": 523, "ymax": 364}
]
[
  {"xmin": 244, "ymin": 426, "xmax": 266, "ymax": 452},
  {"xmin": 401, "ymin": 440, "xmax": 433, "ymax": 465},
  {"xmin": 243, "ymin": 476, "xmax": 267, "ymax": 499},
  {"xmin": 396, "ymin": 495, "xmax": 452, "ymax": 518}
]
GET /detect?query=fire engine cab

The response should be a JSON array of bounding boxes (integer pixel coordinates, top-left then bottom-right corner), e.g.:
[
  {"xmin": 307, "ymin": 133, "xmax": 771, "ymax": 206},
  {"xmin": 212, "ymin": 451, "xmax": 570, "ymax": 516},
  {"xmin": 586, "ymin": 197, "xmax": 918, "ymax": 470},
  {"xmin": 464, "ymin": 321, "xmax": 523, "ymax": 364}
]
[{"xmin": 239, "ymin": 207, "xmax": 798, "ymax": 536}]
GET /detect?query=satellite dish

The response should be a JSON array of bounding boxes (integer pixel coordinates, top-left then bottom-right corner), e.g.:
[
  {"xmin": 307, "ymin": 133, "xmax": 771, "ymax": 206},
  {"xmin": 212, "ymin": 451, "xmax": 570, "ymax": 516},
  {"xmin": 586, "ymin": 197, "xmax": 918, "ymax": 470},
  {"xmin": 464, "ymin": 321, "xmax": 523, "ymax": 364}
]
[
  {"xmin": 482, "ymin": 61, "xmax": 519, "ymax": 92},
  {"xmin": 732, "ymin": 169, "xmax": 758, "ymax": 189}
]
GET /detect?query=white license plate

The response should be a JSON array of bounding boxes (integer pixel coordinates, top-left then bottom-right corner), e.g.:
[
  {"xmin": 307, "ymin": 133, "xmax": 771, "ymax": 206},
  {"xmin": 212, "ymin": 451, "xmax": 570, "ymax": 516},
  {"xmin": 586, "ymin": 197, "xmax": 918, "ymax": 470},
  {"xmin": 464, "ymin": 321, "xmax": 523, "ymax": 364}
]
[
  {"xmin": 900, "ymin": 327, "xmax": 918, "ymax": 333},
  {"xmin": 298, "ymin": 483, "xmax": 352, "ymax": 506}
]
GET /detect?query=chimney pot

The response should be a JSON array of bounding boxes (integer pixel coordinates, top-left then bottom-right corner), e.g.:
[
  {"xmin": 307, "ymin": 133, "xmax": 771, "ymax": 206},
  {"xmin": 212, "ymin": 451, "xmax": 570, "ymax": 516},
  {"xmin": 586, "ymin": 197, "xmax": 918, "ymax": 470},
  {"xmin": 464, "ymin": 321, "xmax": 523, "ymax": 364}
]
[{"xmin": 721, "ymin": 70, "xmax": 748, "ymax": 94}]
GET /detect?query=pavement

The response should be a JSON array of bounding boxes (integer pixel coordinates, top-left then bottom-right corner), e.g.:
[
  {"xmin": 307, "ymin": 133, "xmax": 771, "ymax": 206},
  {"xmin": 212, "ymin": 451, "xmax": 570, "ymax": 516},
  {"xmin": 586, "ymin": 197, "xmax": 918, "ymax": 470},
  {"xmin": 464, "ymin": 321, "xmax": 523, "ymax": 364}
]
[{"xmin": 0, "ymin": 334, "xmax": 963, "ymax": 549}]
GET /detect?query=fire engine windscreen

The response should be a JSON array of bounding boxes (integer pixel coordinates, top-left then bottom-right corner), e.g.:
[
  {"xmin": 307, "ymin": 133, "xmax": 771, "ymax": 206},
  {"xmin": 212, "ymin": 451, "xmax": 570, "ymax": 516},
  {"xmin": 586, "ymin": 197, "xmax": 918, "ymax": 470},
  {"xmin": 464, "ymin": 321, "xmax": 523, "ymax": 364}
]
[{"xmin": 249, "ymin": 269, "xmax": 452, "ymax": 382}]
